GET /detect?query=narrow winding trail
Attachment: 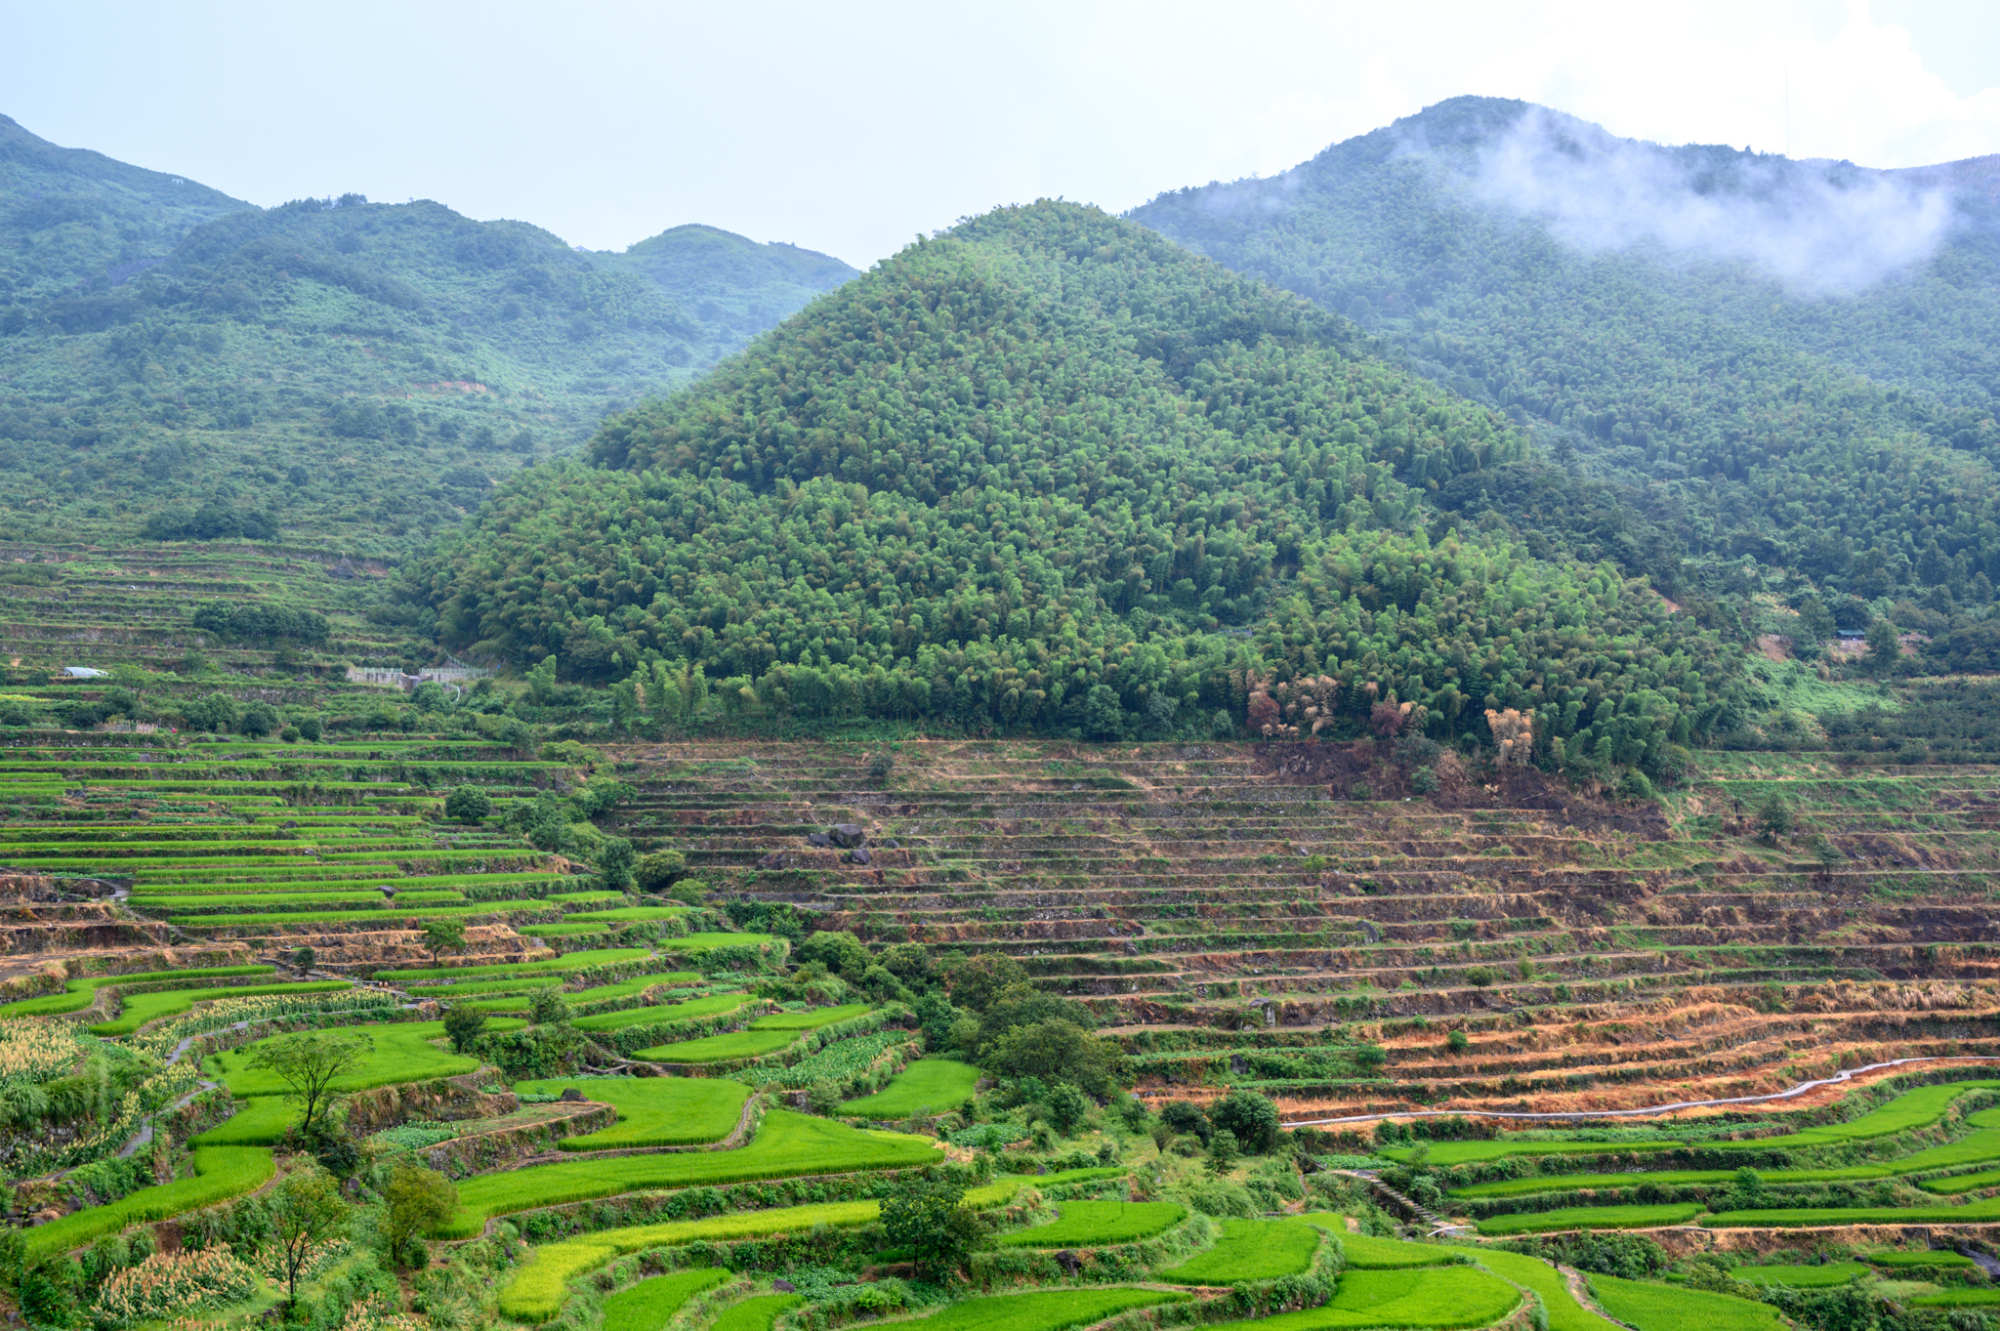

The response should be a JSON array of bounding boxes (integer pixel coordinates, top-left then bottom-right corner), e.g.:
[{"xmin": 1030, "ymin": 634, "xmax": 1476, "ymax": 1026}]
[
  {"xmin": 1281, "ymin": 1056, "xmax": 1987, "ymax": 1128},
  {"xmin": 112, "ymin": 1022, "xmax": 249, "ymax": 1158}
]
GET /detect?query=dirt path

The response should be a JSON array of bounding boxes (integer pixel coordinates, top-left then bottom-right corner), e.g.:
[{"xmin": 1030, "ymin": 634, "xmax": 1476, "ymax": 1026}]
[
  {"xmin": 1561, "ymin": 1265, "xmax": 1637, "ymax": 1330},
  {"xmin": 1280, "ymin": 1055, "xmax": 1988, "ymax": 1128}
]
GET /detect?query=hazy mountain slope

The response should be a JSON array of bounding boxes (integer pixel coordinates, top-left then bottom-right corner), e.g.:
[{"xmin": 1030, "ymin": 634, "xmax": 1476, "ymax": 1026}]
[
  {"xmin": 0, "ymin": 116, "xmax": 856, "ymax": 551},
  {"xmin": 1130, "ymin": 97, "xmax": 2000, "ymax": 629},
  {"xmin": 0, "ymin": 113, "xmax": 250, "ymax": 317},
  {"xmin": 599, "ymin": 224, "xmax": 858, "ymax": 353},
  {"xmin": 407, "ymin": 201, "xmax": 1743, "ymax": 758}
]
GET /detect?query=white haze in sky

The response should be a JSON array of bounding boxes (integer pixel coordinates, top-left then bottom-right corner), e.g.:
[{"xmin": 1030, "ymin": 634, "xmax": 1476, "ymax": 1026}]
[
  {"xmin": 1466, "ymin": 108, "xmax": 1960, "ymax": 293},
  {"xmin": 0, "ymin": 0, "xmax": 1995, "ymax": 263}
]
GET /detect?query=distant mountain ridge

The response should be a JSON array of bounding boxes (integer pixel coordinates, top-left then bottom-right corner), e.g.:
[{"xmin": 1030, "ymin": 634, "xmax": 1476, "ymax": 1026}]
[
  {"xmin": 1130, "ymin": 96, "xmax": 2000, "ymax": 641},
  {"xmin": 0, "ymin": 115, "xmax": 857, "ymax": 551}
]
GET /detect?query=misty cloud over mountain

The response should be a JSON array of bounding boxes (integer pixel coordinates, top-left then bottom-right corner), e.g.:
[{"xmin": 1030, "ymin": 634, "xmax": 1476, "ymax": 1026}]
[{"xmin": 1458, "ymin": 106, "xmax": 1958, "ymax": 295}]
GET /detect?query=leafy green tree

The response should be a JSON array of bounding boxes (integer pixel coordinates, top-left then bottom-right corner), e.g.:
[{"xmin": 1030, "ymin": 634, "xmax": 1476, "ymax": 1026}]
[
  {"xmin": 421, "ymin": 919, "xmax": 467, "ymax": 966},
  {"xmin": 383, "ymin": 1159, "xmax": 457, "ymax": 1269},
  {"xmin": 269, "ymin": 1166, "xmax": 348, "ymax": 1309},
  {"xmin": 1046, "ymin": 1083, "xmax": 1091, "ymax": 1134},
  {"xmin": 1864, "ymin": 618, "xmax": 1902, "ymax": 675},
  {"xmin": 595, "ymin": 835, "xmax": 636, "ymax": 890},
  {"xmin": 529, "ymin": 988, "xmax": 572, "ymax": 1026},
  {"xmin": 635, "ymin": 849, "xmax": 686, "ymax": 892},
  {"xmin": 525, "ymin": 655, "xmax": 560, "ymax": 705},
  {"xmin": 441, "ymin": 1006, "xmax": 487, "ymax": 1054},
  {"xmin": 238, "ymin": 702, "xmax": 279, "ymax": 737},
  {"xmin": 244, "ymin": 1031, "xmax": 370, "ymax": 1137},
  {"xmin": 1159, "ymin": 1101, "xmax": 1210, "ymax": 1143},
  {"xmin": 443, "ymin": 785, "xmax": 492, "ymax": 822},
  {"xmin": 985, "ymin": 1019, "xmax": 1124, "ymax": 1098},
  {"xmin": 946, "ymin": 953, "xmax": 1029, "ymax": 1012},
  {"xmin": 1206, "ymin": 1089, "xmax": 1281, "ymax": 1154},
  {"xmin": 880, "ymin": 1175, "xmax": 984, "ymax": 1280},
  {"xmin": 1757, "ymin": 795, "xmax": 1795, "ymax": 842},
  {"xmin": 794, "ymin": 930, "xmax": 871, "ymax": 980},
  {"xmin": 1206, "ymin": 1128, "xmax": 1240, "ymax": 1175}
]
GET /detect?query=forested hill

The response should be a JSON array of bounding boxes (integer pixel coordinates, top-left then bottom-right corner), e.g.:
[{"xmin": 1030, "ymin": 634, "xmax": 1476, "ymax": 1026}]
[
  {"xmin": 1130, "ymin": 96, "xmax": 2000, "ymax": 655},
  {"xmin": 407, "ymin": 201, "xmax": 1745, "ymax": 763},
  {"xmin": 0, "ymin": 112, "xmax": 251, "ymax": 309},
  {"xmin": 0, "ymin": 115, "xmax": 857, "ymax": 551}
]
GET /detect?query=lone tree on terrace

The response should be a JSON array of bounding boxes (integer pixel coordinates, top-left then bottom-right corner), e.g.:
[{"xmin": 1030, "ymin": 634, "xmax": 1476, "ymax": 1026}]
[
  {"xmin": 422, "ymin": 918, "xmax": 467, "ymax": 966},
  {"xmin": 245, "ymin": 1030, "xmax": 371, "ymax": 1137},
  {"xmin": 270, "ymin": 1165, "xmax": 349, "ymax": 1310},
  {"xmin": 881, "ymin": 1173, "xmax": 984, "ymax": 1280}
]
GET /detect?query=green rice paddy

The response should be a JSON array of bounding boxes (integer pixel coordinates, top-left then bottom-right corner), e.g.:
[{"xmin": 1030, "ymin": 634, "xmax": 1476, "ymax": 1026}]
[{"xmin": 840, "ymin": 1059, "xmax": 983, "ymax": 1118}]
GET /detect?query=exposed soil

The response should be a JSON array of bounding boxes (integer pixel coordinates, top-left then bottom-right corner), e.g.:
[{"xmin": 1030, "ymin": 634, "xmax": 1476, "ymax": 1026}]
[{"xmin": 1251, "ymin": 740, "xmax": 1667, "ymax": 836}]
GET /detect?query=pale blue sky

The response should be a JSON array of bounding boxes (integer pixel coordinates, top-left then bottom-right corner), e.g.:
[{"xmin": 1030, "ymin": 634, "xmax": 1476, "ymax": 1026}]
[{"xmin": 3, "ymin": 0, "xmax": 1997, "ymax": 267}]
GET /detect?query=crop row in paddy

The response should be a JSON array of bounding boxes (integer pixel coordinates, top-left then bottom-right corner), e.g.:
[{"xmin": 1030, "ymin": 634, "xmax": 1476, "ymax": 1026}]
[{"xmin": 994, "ymin": 1200, "xmax": 1185, "ymax": 1248}]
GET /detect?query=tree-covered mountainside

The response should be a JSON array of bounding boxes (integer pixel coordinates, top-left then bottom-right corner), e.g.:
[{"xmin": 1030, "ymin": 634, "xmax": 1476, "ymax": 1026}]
[
  {"xmin": 0, "ymin": 116, "xmax": 857, "ymax": 551},
  {"xmin": 1130, "ymin": 97, "xmax": 2000, "ymax": 630},
  {"xmin": 0, "ymin": 112, "xmax": 250, "ymax": 309},
  {"xmin": 407, "ymin": 201, "xmax": 1747, "ymax": 762}
]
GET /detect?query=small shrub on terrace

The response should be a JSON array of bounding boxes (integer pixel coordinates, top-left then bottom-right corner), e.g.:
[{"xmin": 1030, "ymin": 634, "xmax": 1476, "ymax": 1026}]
[
  {"xmin": 1207, "ymin": 1089, "xmax": 1281, "ymax": 1154},
  {"xmin": 1411, "ymin": 765, "xmax": 1439, "ymax": 795},
  {"xmin": 1757, "ymin": 794, "xmax": 1795, "ymax": 841},
  {"xmin": 1446, "ymin": 1029, "xmax": 1470, "ymax": 1055},
  {"xmin": 528, "ymin": 989, "xmax": 572, "ymax": 1027},
  {"xmin": 1045, "ymin": 1082, "xmax": 1090, "ymax": 1134},
  {"xmin": 881, "ymin": 1174, "xmax": 984, "ymax": 1280},
  {"xmin": 443, "ymin": 786, "xmax": 492, "ymax": 823},
  {"xmin": 634, "ymin": 849, "xmax": 687, "ymax": 892},
  {"xmin": 441, "ymin": 1007, "xmax": 486, "ymax": 1054}
]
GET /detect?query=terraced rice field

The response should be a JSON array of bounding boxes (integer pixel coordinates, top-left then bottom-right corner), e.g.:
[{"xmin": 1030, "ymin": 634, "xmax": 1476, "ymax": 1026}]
[
  {"xmin": 1158, "ymin": 1217, "xmax": 1321, "ymax": 1283},
  {"xmin": 1589, "ymin": 1275, "xmax": 1787, "ymax": 1331},
  {"xmin": 994, "ymin": 1200, "xmax": 1186, "ymax": 1247},
  {"xmin": 840, "ymin": 1058, "xmax": 983, "ymax": 1117},
  {"xmin": 435, "ymin": 1110, "xmax": 944, "ymax": 1236},
  {"xmin": 208, "ymin": 1018, "xmax": 528, "ymax": 1096},
  {"xmin": 515, "ymin": 1075, "xmax": 749, "ymax": 1149},
  {"xmin": 7, "ymin": 653, "xmax": 2000, "ymax": 1331},
  {"xmin": 1207, "ymin": 1267, "xmax": 1518, "ymax": 1331},
  {"xmin": 602, "ymin": 741, "xmax": 2000, "ymax": 1119}
]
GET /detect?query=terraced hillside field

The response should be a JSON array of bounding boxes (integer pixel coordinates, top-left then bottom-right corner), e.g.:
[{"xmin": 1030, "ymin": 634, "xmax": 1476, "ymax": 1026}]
[{"xmin": 602, "ymin": 739, "xmax": 2000, "ymax": 1120}]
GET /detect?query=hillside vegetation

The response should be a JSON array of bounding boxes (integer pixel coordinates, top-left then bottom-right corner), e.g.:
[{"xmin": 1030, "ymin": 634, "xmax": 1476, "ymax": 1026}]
[
  {"xmin": 1132, "ymin": 97, "xmax": 2000, "ymax": 645},
  {"xmin": 408, "ymin": 201, "xmax": 1743, "ymax": 761},
  {"xmin": 0, "ymin": 115, "xmax": 855, "ymax": 550}
]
